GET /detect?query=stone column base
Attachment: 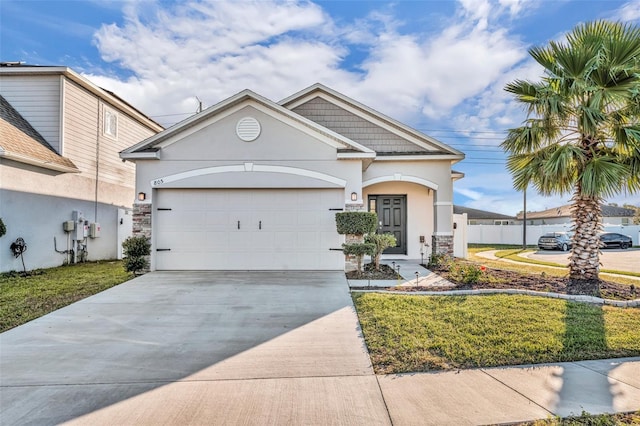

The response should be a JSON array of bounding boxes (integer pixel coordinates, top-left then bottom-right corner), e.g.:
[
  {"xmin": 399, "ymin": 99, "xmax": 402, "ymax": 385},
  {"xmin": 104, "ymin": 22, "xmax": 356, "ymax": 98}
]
[{"xmin": 432, "ymin": 234, "xmax": 453, "ymax": 257}]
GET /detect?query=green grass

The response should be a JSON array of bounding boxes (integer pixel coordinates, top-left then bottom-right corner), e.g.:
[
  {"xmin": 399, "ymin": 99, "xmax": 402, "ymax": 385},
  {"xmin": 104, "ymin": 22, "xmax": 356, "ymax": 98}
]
[
  {"xmin": 353, "ymin": 292, "xmax": 640, "ymax": 374},
  {"xmin": 0, "ymin": 261, "xmax": 132, "ymax": 332},
  {"xmin": 468, "ymin": 245, "xmax": 640, "ymax": 285}
]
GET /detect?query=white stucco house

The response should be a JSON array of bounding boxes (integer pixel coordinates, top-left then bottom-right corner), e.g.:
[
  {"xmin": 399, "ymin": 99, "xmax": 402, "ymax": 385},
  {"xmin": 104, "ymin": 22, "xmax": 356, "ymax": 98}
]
[
  {"xmin": 121, "ymin": 84, "xmax": 464, "ymax": 271},
  {"xmin": 0, "ymin": 64, "xmax": 162, "ymax": 272},
  {"xmin": 516, "ymin": 204, "xmax": 636, "ymax": 225}
]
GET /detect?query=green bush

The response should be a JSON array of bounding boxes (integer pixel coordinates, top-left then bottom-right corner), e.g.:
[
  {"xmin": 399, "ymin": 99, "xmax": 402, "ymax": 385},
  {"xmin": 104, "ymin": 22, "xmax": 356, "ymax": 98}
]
[
  {"xmin": 342, "ymin": 242, "xmax": 376, "ymax": 272},
  {"xmin": 0, "ymin": 218, "xmax": 6, "ymax": 238},
  {"xmin": 122, "ymin": 236, "xmax": 150, "ymax": 275},
  {"xmin": 450, "ymin": 263, "xmax": 484, "ymax": 284},
  {"xmin": 365, "ymin": 233, "xmax": 397, "ymax": 270},
  {"xmin": 427, "ymin": 252, "xmax": 452, "ymax": 270},
  {"xmin": 335, "ymin": 212, "xmax": 377, "ymax": 235}
]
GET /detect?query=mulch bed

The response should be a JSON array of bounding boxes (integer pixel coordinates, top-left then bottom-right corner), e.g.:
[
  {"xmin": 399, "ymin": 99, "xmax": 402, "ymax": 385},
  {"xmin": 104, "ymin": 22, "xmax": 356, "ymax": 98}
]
[{"xmin": 348, "ymin": 261, "xmax": 638, "ymax": 301}]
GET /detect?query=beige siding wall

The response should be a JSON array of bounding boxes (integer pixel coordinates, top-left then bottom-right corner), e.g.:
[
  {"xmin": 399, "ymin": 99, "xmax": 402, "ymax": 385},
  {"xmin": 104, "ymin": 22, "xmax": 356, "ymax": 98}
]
[
  {"xmin": 62, "ymin": 78, "xmax": 156, "ymax": 206},
  {"xmin": 0, "ymin": 74, "xmax": 62, "ymax": 152}
]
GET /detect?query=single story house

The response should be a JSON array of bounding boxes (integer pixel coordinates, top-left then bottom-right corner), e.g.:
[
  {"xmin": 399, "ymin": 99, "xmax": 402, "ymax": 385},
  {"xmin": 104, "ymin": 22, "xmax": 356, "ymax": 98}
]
[
  {"xmin": 121, "ymin": 84, "xmax": 464, "ymax": 271},
  {"xmin": 453, "ymin": 205, "xmax": 517, "ymax": 225},
  {"xmin": 0, "ymin": 64, "xmax": 162, "ymax": 272},
  {"xmin": 516, "ymin": 204, "xmax": 636, "ymax": 225}
]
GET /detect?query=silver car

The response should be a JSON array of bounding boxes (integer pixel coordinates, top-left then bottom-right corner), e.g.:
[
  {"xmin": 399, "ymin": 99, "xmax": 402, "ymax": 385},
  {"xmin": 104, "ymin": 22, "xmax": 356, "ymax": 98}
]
[{"xmin": 538, "ymin": 232, "xmax": 572, "ymax": 251}]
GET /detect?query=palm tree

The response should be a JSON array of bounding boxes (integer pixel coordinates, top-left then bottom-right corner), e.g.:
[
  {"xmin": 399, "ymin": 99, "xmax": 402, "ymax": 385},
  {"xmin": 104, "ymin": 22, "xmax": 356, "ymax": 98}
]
[{"xmin": 502, "ymin": 20, "xmax": 640, "ymax": 294}]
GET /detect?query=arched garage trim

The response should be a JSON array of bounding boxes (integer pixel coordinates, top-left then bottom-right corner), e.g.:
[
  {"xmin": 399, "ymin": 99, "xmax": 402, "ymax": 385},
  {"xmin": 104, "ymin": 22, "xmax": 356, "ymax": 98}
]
[
  {"xmin": 362, "ymin": 174, "xmax": 439, "ymax": 191},
  {"xmin": 150, "ymin": 163, "xmax": 347, "ymax": 188}
]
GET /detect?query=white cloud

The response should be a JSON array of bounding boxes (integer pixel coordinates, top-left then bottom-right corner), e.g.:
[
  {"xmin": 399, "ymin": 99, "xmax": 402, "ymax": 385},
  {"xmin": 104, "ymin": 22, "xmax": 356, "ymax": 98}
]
[{"xmin": 612, "ymin": 1, "xmax": 640, "ymax": 22}]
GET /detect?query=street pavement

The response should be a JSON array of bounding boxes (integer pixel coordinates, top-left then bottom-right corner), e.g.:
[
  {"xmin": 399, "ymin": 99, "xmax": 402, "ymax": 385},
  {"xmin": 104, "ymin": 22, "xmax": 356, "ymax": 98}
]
[{"xmin": 1, "ymin": 271, "xmax": 638, "ymax": 425}]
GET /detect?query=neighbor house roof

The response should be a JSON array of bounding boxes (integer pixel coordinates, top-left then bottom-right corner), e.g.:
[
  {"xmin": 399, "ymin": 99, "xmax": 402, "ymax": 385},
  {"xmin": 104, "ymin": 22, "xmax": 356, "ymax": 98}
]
[
  {"xmin": 453, "ymin": 205, "xmax": 515, "ymax": 220},
  {"xmin": 0, "ymin": 95, "xmax": 78, "ymax": 173},
  {"xmin": 0, "ymin": 63, "xmax": 163, "ymax": 133},
  {"xmin": 516, "ymin": 204, "xmax": 635, "ymax": 220}
]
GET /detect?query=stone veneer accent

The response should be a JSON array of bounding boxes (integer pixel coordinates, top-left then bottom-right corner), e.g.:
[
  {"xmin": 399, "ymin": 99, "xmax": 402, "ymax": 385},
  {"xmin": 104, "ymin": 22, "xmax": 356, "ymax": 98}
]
[
  {"xmin": 132, "ymin": 203, "xmax": 152, "ymax": 273},
  {"xmin": 432, "ymin": 234, "xmax": 453, "ymax": 257},
  {"xmin": 133, "ymin": 203, "xmax": 152, "ymax": 239}
]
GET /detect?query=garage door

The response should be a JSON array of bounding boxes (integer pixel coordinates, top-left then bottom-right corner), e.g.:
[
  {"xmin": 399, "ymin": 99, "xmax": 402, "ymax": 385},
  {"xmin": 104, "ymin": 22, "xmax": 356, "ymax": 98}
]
[{"xmin": 154, "ymin": 188, "xmax": 344, "ymax": 270}]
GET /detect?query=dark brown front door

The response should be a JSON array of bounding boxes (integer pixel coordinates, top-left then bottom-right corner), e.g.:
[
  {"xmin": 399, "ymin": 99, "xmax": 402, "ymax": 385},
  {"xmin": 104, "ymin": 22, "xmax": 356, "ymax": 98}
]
[{"xmin": 369, "ymin": 195, "xmax": 406, "ymax": 254}]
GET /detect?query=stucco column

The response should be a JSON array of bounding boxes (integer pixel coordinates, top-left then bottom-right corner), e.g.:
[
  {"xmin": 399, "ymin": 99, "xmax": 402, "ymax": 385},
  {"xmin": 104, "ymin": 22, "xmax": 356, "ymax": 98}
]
[{"xmin": 432, "ymin": 192, "xmax": 454, "ymax": 256}]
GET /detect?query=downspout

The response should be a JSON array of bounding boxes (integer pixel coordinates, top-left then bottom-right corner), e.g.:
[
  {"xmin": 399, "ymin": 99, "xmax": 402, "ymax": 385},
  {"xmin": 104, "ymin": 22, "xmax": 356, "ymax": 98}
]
[{"xmin": 94, "ymin": 101, "xmax": 101, "ymax": 222}]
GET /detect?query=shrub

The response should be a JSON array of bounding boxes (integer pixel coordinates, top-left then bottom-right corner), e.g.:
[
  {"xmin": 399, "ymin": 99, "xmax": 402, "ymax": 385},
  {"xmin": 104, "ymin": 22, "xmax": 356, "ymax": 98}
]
[
  {"xmin": 342, "ymin": 242, "xmax": 376, "ymax": 272},
  {"xmin": 427, "ymin": 252, "xmax": 452, "ymax": 271},
  {"xmin": 365, "ymin": 233, "xmax": 397, "ymax": 271},
  {"xmin": 0, "ymin": 218, "xmax": 5, "ymax": 238},
  {"xmin": 122, "ymin": 236, "xmax": 150, "ymax": 275},
  {"xmin": 335, "ymin": 212, "xmax": 377, "ymax": 235},
  {"xmin": 450, "ymin": 263, "xmax": 484, "ymax": 284}
]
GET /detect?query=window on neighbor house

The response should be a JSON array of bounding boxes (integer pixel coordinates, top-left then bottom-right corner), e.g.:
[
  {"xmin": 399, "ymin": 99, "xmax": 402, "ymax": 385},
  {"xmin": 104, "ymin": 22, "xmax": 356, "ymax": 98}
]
[
  {"xmin": 622, "ymin": 217, "xmax": 630, "ymax": 225},
  {"xmin": 468, "ymin": 220, "xmax": 478, "ymax": 225},
  {"xmin": 104, "ymin": 107, "xmax": 118, "ymax": 138},
  {"xmin": 494, "ymin": 220, "xmax": 510, "ymax": 225}
]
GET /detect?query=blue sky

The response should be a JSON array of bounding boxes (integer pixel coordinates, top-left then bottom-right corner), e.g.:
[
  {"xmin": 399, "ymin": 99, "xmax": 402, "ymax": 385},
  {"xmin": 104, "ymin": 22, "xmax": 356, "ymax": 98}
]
[{"xmin": 2, "ymin": 0, "xmax": 639, "ymax": 215}]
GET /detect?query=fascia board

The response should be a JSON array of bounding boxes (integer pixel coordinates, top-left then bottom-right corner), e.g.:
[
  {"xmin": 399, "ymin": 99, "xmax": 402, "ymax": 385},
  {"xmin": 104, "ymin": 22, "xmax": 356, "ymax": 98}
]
[
  {"xmin": 119, "ymin": 151, "xmax": 160, "ymax": 160},
  {"xmin": 375, "ymin": 154, "xmax": 465, "ymax": 161},
  {"xmin": 0, "ymin": 151, "xmax": 79, "ymax": 173}
]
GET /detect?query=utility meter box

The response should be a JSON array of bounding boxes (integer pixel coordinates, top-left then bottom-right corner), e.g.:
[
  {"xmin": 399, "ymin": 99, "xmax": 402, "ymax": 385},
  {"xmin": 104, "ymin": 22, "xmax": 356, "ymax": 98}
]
[
  {"xmin": 63, "ymin": 221, "xmax": 75, "ymax": 232},
  {"xmin": 89, "ymin": 223, "xmax": 101, "ymax": 238}
]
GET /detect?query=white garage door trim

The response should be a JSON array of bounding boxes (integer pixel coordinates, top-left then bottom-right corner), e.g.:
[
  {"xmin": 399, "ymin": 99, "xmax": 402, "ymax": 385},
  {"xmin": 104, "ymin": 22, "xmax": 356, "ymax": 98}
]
[
  {"xmin": 153, "ymin": 188, "xmax": 344, "ymax": 271},
  {"xmin": 151, "ymin": 164, "xmax": 346, "ymax": 188}
]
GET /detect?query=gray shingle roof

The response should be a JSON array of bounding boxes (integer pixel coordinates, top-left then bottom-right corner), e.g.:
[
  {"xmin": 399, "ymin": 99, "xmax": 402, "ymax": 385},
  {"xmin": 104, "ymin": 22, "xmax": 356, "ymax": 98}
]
[
  {"xmin": 453, "ymin": 205, "xmax": 515, "ymax": 220},
  {"xmin": 516, "ymin": 204, "xmax": 635, "ymax": 220}
]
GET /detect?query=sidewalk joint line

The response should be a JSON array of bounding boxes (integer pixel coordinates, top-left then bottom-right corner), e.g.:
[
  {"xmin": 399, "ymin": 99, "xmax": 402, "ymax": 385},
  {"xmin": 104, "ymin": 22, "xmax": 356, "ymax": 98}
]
[{"xmin": 479, "ymin": 368, "xmax": 555, "ymax": 416}]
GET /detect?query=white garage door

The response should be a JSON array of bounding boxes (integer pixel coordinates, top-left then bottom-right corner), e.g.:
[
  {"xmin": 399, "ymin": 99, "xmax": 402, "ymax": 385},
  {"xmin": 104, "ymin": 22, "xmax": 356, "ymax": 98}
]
[{"xmin": 154, "ymin": 188, "xmax": 344, "ymax": 270}]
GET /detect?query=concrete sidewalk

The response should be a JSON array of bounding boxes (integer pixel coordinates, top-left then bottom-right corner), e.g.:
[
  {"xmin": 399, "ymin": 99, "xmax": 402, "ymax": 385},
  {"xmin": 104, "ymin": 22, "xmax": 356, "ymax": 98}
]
[{"xmin": 379, "ymin": 357, "xmax": 640, "ymax": 425}]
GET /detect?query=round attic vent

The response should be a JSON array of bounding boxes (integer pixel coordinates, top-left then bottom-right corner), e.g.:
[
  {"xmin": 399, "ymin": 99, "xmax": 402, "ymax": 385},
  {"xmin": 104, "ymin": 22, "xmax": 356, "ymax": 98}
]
[{"xmin": 236, "ymin": 117, "xmax": 261, "ymax": 142}]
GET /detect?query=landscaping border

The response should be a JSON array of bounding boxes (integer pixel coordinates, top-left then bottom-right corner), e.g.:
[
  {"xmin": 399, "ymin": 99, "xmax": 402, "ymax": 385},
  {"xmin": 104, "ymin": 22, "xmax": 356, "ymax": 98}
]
[{"xmin": 351, "ymin": 288, "xmax": 640, "ymax": 307}]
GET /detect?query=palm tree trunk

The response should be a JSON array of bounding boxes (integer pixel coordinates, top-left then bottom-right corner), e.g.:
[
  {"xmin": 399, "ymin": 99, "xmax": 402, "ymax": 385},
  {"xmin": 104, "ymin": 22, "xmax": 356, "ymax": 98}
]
[{"xmin": 568, "ymin": 188, "xmax": 602, "ymax": 295}]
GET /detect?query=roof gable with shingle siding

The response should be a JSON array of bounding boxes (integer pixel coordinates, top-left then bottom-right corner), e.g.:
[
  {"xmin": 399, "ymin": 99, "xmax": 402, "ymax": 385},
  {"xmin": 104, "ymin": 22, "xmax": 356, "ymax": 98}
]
[{"xmin": 291, "ymin": 97, "xmax": 429, "ymax": 154}]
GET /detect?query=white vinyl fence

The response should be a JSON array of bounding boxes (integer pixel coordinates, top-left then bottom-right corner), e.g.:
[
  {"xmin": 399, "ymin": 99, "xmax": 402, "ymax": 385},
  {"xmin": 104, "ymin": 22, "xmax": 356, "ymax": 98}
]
[{"xmin": 468, "ymin": 224, "xmax": 640, "ymax": 246}]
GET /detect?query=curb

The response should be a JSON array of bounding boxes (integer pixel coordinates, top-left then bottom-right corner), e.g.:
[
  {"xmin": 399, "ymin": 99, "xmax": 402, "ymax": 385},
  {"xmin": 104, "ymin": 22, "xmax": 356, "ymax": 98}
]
[{"xmin": 350, "ymin": 288, "xmax": 640, "ymax": 307}]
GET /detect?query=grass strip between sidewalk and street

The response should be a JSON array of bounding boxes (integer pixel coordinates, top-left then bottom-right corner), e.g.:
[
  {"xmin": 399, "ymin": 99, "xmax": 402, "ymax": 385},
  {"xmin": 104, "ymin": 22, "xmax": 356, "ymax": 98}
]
[
  {"xmin": 353, "ymin": 292, "xmax": 640, "ymax": 374},
  {"xmin": 0, "ymin": 261, "xmax": 132, "ymax": 332}
]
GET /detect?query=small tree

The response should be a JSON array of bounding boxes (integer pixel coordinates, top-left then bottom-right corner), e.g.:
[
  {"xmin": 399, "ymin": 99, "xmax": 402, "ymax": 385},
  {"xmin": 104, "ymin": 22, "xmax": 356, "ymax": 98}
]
[
  {"xmin": 365, "ymin": 233, "xmax": 397, "ymax": 271},
  {"xmin": 0, "ymin": 218, "xmax": 6, "ymax": 238},
  {"xmin": 122, "ymin": 236, "xmax": 150, "ymax": 275},
  {"xmin": 342, "ymin": 242, "xmax": 376, "ymax": 273},
  {"xmin": 335, "ymin": 211, "xmax": 378, "ymax": 272}
]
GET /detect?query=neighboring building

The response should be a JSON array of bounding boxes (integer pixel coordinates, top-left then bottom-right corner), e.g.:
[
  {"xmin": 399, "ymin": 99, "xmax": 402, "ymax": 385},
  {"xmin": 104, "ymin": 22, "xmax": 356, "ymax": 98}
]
[
  {"xmin": 453, "ymin": 205, "xmax": 517, "ymax": 225},
  {"xmin": 121, "ymin": 84, "xmax": 464, "ymax": 271},
  {"xmin": 516, "ymin": 204, "xmax": 636, "ymax": 225},
  {"xmin": 0, "ymin": 64, "xmax": 163, "ymax": 272}
]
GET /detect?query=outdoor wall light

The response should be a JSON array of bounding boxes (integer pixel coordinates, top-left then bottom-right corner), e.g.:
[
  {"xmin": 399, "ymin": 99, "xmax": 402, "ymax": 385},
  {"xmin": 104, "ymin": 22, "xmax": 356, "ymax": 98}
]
[
  {"xmin": 138, "ymin": 192, "xmax": 146, "ymax": 201},
  {"xmin": 351, "ymin": 192, "xmax": 358, "ymax": 201}
]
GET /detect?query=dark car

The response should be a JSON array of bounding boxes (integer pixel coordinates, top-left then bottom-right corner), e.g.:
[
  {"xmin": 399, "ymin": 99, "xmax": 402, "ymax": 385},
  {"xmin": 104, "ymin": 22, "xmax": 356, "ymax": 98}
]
[
  {"xmin": 538, "ymin": 232, "xmax": 572, "ymax": 251},
  {"xmin": 599, "ymin": 232, "xmax": 633, "ymax": 249}
]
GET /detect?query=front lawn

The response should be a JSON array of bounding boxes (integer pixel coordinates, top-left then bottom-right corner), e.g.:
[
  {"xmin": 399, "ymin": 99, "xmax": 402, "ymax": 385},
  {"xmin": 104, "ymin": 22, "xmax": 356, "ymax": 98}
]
[
  {"xmin": 353, "ymin": 292, "xmax": 640, "ymax": 374},
  {"xmin": 0, "ymin": 261, "xmax": 132, "ymax": 332}
]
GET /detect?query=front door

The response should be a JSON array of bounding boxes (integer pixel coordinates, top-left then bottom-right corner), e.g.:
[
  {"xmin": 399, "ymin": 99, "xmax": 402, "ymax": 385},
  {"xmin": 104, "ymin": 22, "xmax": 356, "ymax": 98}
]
[{"xmin": 369, "ymin": 195, "xmax": 406, "ymax": 254}]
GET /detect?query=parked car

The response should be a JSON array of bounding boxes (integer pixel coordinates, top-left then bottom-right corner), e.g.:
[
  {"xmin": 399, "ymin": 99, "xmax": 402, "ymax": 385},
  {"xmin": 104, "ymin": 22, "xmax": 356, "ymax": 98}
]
[
  {"xmin": 599, "ymin": 232, "xmax": 633, "ymax": 249},
  {"xmin": 538, "ymin": 232, "xmax": 572, "ymax": 251}
]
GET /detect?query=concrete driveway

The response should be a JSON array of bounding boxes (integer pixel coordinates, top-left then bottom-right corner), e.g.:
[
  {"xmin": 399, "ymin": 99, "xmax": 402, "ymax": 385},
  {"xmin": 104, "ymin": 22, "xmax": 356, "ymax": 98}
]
[
  {"xmin": 0, "ymin": 271, "xmax": 390, "ymax": 425},
  {"xmin": 527, "ymin": 248, "xmax": 640, "ymax": 273}
]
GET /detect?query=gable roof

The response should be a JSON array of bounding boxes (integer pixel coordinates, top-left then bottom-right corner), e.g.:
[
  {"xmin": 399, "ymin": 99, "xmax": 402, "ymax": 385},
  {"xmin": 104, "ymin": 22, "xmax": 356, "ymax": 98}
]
[
  {"xmin": 0, "ymin": 95, "xmax": 78, "ymax": 173},
  {"xmin": 0, "ymin": 63, "xmax": 163, "ymax": 133},
  {"xmin": 121, "ymin": 88, "xmax": 375, "ymax": 159},
  {"xmin": 453, "ymin": 205, "xmax": 515, "ymax": 220},
  {"xmin": 280, "ymin": 83, "xmax": 464, "ymax": 160},
  {"xmin": 516, "ymin": 204, "xmax": 635, "ymax": 220}
]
